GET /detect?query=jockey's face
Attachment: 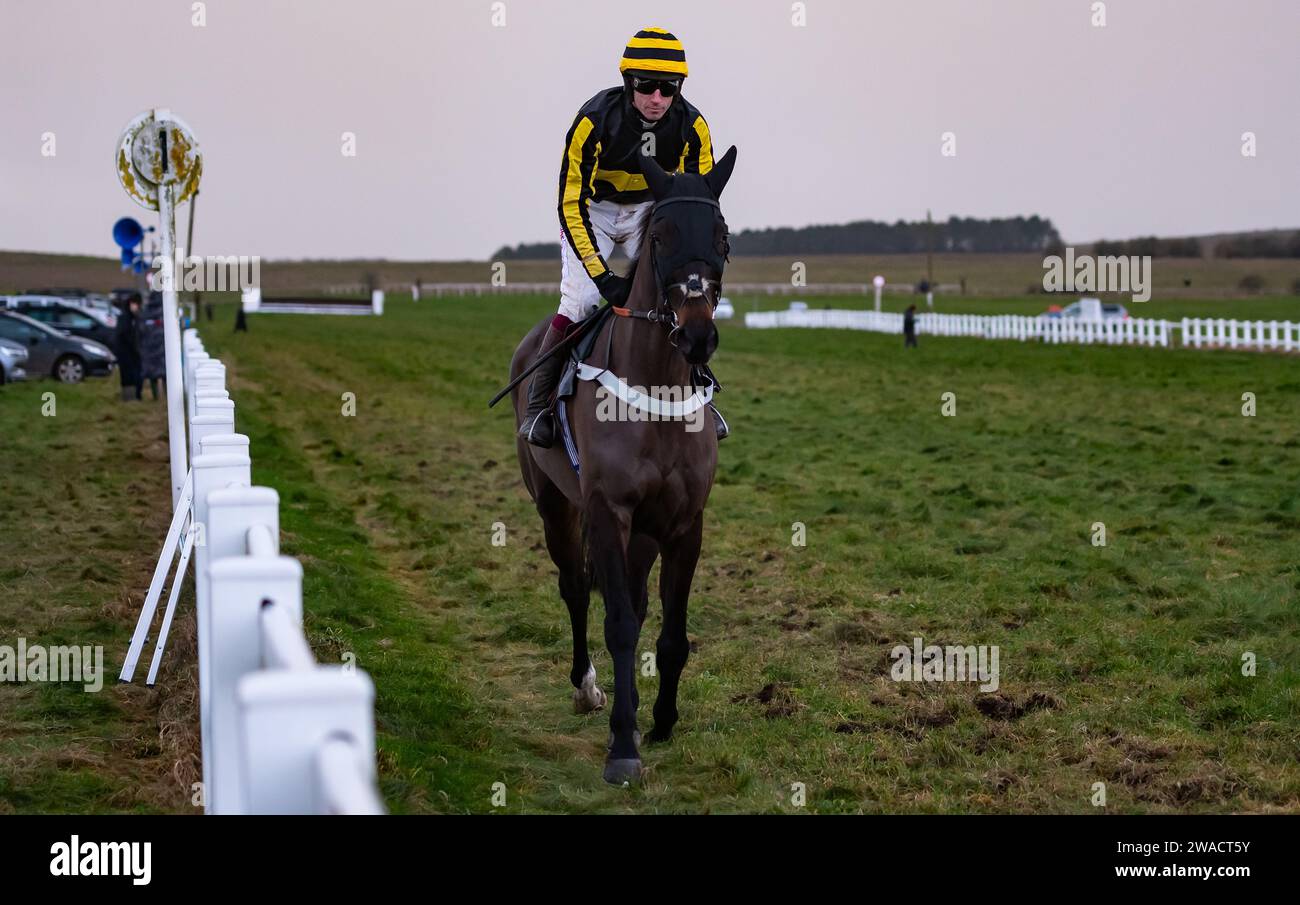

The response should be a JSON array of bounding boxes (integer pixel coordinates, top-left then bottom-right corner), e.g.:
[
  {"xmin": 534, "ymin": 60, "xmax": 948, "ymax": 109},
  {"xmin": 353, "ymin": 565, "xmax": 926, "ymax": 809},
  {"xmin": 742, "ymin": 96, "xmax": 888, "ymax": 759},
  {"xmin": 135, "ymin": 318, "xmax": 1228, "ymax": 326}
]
[{"xmin": 631, "ymin": 86, "xmax": 673, "ymax": 121}]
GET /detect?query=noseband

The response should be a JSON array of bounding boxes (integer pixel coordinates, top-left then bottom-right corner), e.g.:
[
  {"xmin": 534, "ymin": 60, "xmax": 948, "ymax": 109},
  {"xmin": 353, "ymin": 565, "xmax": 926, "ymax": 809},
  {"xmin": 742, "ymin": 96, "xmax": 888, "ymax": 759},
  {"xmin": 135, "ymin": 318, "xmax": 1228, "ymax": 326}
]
[{"xmin": 613, "ymin": 195, "xmax": 726, "ymax": 353}]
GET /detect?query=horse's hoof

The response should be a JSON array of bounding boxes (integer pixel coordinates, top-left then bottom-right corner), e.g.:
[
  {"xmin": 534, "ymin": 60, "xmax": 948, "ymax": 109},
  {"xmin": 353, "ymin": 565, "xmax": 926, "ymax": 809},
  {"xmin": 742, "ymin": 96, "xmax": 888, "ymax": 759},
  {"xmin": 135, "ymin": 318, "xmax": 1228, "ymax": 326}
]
[
  {"xmin": 645, "ymin": 725, "xmax": 673, "ymax": 744},
  {"xmin": 602, "ymin": 758, "xmax": 643, "ymax": 786},
  {"xmin": 572, "ymin": 665, "xmax": 606, "ymax": 714}
]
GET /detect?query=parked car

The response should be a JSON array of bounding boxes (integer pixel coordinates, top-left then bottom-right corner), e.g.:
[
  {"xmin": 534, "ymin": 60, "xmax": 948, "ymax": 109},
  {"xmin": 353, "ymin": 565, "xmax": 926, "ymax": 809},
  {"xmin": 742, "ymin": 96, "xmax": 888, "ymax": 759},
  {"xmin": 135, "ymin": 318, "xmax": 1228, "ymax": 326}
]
[
  {"xmin": 1041, "ymin": 298, "xmax": 1130, "ymax": 321},
  {"xmin": 5, "ymin": 298, "xmax": 117, "ymax": 347},
  {"xmin": 0, "ymin": 310, "xmax": 115, "ymax": 383},
  {"xmin": 68, "ymin": 293, "xmax": 119, "ymax": 326},
  {"xmin": 0, "ymin": 337, "xmax": 28, "ymax": 384},
  {"xmin": 13, "ymin": 289, "xmax": 119, "ymax": 326}
]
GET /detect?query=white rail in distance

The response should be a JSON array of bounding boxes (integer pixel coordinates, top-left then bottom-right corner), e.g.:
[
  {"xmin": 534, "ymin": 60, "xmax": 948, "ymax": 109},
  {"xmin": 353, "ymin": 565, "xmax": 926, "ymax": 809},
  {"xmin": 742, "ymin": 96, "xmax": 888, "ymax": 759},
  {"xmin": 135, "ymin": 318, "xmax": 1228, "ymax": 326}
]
[{"xmin": 745, "ymin": 308, "xmax": 1300, "ymax": 354}]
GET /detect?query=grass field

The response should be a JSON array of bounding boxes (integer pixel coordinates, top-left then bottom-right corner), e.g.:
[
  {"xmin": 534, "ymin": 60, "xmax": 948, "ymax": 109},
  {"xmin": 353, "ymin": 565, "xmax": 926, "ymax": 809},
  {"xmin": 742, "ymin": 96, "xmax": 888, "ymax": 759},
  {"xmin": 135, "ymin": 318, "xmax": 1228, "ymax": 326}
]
[
  {"xmin": 0, "ymin": 379, "xmax": 198, "ymax": 813},
  {"xmin": 3, "ymin": 292, "xmax": 1298, "ymax": 813}
]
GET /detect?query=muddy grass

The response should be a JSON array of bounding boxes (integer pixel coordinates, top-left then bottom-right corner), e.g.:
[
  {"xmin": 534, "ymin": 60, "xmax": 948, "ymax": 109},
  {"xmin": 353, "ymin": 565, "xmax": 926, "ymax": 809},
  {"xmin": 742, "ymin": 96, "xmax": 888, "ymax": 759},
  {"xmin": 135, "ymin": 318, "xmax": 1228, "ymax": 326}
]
[{"xmin": 0, "ymin": 379, "xmax": 199, "ymax": 813}]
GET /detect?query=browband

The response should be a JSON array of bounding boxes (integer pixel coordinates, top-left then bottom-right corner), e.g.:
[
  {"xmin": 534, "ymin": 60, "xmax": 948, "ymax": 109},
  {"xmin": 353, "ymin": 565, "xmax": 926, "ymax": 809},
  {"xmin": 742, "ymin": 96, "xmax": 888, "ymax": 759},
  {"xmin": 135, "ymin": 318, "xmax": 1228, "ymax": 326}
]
[{"xmin": 653, "ymin": 196, "xmax": 721, "ymax": 212}]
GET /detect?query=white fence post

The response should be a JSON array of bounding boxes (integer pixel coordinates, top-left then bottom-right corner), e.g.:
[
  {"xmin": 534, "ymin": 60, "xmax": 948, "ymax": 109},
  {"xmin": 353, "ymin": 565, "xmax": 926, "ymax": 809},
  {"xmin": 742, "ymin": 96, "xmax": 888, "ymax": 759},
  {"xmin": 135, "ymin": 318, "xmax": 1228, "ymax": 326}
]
[
  {"xmin": 206, "ymin": 553, "xmax": 301, "ymax": 813},
  {"xmin": 200, "ymin": 433, "xmax": 250, "ymax": 457},
  {"xmin": 191, "ymin": 413, "xmax": 236, "ymax": 463},
  {"xmin": 237, "ymin": 669, "xmax": 381, "ymax": 814},
  {"xmin": 191, "ymin": 450, "xmax": 251, "ymax": 810},
  {"xmin": 205, "ymin": 485, "xmax": 291, "ymax": 816}
]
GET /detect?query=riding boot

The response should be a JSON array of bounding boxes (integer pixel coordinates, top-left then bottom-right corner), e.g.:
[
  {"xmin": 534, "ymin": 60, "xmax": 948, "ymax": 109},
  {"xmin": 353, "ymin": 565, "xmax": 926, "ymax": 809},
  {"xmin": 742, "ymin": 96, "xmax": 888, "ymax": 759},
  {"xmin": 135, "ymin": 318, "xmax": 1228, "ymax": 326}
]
[{"xmin": 517, "ymin": 326, "xmax": 567, "ymax": 448}]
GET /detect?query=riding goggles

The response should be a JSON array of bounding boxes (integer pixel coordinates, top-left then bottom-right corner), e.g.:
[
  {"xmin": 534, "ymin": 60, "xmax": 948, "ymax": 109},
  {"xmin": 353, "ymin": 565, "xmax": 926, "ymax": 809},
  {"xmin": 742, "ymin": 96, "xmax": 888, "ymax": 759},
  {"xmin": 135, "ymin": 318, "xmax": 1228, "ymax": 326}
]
[{"xmin": 631, "ymin": 76, "xmax": 681, "ymax": 97}]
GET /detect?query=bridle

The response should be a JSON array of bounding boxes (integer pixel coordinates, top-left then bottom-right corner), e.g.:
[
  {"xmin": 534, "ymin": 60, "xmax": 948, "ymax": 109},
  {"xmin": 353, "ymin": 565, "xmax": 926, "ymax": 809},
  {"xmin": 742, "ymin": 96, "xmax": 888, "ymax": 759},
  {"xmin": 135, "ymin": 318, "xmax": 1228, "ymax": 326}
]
[{"xmin": 613, "ymin": 195, "xmax": 727, "ymax": 352}]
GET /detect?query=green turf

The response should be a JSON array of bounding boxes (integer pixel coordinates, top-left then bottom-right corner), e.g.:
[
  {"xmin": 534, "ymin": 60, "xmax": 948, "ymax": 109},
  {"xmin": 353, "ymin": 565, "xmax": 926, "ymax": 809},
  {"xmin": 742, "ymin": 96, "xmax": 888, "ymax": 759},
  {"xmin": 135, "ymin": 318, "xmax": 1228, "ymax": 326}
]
[
  {"xmin": 4, "ymin": 291, "xmax": 1296, "ymax": 813},
  {"xmin": 0, "ymin": 376, "xmax": 193, "ymax": 813},
  {"xmin": 191, "ymin": 294, "xmax": 1300, "ymax": 813}
]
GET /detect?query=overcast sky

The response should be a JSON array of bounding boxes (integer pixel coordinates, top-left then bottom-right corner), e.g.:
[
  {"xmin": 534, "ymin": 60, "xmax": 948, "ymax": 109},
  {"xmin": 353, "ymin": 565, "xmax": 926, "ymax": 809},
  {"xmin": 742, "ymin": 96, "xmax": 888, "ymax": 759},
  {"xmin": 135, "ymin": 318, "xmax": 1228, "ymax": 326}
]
[{"xmin": 2, "ymin": 0, "xmax": 1296, "ymax": 260}]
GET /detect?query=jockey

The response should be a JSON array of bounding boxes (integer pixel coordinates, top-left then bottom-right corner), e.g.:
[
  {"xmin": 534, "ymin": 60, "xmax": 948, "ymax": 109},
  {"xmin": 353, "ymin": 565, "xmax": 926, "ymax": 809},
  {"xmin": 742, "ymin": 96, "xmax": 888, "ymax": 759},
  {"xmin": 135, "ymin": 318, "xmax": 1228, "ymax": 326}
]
[{"xmin": 518, "ymin": 26, "xmax": 730, "ymax": 448}]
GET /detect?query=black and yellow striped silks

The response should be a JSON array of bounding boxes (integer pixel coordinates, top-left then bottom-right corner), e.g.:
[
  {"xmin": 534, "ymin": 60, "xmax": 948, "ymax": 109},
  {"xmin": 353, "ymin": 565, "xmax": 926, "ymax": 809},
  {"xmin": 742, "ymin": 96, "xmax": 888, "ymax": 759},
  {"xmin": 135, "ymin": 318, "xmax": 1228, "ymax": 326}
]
[{"xmin": 558, "ymin": 88, "xmax": 714, "ymax": 279}]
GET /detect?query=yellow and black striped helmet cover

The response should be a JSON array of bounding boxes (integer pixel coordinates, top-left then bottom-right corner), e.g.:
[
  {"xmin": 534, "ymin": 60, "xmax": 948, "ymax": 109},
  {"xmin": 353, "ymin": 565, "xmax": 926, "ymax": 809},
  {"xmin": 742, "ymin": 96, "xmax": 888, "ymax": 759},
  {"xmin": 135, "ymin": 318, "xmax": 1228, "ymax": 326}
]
[{"xmin": 619, "ymin": 27, "xmax": 688, "ymax": 78}]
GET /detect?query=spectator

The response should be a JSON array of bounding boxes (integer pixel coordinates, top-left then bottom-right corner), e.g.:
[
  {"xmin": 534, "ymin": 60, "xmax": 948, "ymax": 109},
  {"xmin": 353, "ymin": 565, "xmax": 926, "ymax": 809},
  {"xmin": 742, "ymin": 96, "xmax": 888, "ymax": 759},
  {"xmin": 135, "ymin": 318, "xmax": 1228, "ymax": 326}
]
[
  {"xmin": 917, "ymin": 279, "xmax": 934, "ymax": 310},
  {"xmin": 904, "ymin": 304, "xmax": 918, "ymax": 348},
  {"xmin": 139, "ymin": 291, "xmax": 167, "ymax": 400},
  {"xmin": 234, "ymin": 304, "xmax": 248, "ymax": 333},
  {"xmin": 114, "ymin": 294, "xmax": 144, "ymax": 401}
]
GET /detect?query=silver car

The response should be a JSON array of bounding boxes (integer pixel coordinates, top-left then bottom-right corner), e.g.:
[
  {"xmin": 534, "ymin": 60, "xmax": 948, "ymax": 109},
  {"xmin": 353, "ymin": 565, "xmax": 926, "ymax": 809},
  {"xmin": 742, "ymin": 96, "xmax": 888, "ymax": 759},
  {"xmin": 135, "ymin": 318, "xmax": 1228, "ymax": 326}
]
[
  {"xmin": 0, "ymin": 310, "xmax": 115, "ymax": 383},
  {"xmin": 0, "ymin": 337, "xmax": 29, "ymax": 384}
]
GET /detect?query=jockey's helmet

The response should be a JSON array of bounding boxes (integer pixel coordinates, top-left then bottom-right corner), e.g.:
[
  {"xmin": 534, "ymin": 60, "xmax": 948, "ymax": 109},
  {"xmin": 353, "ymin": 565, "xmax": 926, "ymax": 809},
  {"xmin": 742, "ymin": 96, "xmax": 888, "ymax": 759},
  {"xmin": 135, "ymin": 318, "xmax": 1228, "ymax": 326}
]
[{"xmin": 619, "ymin": 27, "xmax": 688, "ymax": 82}]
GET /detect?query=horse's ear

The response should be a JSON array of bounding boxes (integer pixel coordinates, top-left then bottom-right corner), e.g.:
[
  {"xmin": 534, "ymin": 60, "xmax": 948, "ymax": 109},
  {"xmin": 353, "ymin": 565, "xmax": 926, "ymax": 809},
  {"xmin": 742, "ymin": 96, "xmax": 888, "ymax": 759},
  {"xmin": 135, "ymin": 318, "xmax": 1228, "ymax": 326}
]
[
  {"xmin": 638, "ymin": 150, "xmax": 673, "ymax": 200},
  {"xmin": 705, "ymin": 146, "xmax": 737, "ymax": 199}
]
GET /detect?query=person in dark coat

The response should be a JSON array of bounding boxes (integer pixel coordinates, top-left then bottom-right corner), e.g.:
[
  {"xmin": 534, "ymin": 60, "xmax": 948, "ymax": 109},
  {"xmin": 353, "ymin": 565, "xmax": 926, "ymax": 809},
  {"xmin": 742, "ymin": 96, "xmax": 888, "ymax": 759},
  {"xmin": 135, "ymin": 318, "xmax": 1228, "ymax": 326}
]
[
  {"xmin": 114, "ymin": 294, "xmax": 144, "ymax": 400},
  {"xmin": 139, "ymin": 291, "xmax": 167, "ymax": 400},
  {"xmin": 903, "ymin": 304, "xmax": 918, "ymax": 348}
]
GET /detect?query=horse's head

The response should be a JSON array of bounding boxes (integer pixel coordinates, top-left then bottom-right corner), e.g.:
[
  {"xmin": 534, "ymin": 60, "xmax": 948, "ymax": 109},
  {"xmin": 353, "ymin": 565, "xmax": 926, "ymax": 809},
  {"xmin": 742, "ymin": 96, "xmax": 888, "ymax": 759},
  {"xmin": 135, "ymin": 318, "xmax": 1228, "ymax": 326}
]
[{"xmin": 638, "ymin": 146, "xmax": 737, "ymax": 365}]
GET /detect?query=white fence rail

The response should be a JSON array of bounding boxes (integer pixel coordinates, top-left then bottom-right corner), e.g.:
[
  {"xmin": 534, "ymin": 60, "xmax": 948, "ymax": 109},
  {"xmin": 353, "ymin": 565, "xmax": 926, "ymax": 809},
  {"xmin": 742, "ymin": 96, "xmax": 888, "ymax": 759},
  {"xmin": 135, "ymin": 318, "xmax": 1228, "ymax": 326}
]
[
  {"xmin": 180, "ymin": 327, "xmax": 384, "ymax": 815},
  {"xmin": 746, "ymin": 308, "xmax": 1299, "ymax": 353},
  {"xmin": 241, "ymin": 288, "xmax": 384, "ymax": 316},
  {"xmin": 1180, "ymin": 317, "xmax": 1300, "ymax": 352}
]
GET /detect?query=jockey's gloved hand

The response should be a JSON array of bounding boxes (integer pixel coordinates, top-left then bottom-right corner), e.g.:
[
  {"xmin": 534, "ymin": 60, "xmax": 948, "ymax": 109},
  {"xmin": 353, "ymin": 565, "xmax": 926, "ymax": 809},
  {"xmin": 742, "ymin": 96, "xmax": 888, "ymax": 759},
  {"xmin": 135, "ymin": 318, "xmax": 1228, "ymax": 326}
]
[{"xmin": 593, "ymin": 271, "xmax": 632, "ymax": 306}]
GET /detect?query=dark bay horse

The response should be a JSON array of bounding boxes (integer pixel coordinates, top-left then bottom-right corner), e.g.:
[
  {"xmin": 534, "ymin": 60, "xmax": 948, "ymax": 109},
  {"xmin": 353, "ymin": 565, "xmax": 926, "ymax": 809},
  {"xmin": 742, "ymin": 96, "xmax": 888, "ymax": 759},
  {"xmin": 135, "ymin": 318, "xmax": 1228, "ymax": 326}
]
[{"xmin": 509, "ymin": 146, "xmax": 737, "ymax": 784}]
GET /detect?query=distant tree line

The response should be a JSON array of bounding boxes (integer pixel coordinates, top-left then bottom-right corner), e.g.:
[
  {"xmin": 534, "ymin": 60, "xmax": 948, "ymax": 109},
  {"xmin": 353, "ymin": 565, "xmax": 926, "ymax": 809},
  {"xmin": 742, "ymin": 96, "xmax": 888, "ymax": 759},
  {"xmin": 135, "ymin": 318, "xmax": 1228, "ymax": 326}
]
[
  {"xmin": 1092, "ymin": 236, "xmax": 1203, "ymax": 258},
  {"xmin": 493, "ymin": 215, "xmax": 1062, "ymax": 260},
  {"xmin": 1090, "ymin": 232, "xmax": 1300, "ymax": 259},
  {"xmin": 1213, "ymin": 232, "xmax": 1300, "ymax": 258},
  {"xmin": 727, "ymin": 215, "xmax": 1062, "ymax": 255},
  {"xmin": 493, "ymin": 241, "xmax": 561, "ymax": 260},
  {"xmin": 493, "ymin": 224, "xmax": 1300, "ymax": 260}
]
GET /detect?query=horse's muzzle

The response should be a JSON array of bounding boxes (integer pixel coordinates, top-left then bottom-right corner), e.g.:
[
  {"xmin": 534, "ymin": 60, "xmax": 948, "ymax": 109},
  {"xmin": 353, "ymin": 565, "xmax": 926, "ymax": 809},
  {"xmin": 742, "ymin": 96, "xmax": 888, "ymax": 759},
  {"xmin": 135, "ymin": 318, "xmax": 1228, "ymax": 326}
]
[{"xmin": 681, "ymin": 319, "xmax": 719, "ymax": 365}]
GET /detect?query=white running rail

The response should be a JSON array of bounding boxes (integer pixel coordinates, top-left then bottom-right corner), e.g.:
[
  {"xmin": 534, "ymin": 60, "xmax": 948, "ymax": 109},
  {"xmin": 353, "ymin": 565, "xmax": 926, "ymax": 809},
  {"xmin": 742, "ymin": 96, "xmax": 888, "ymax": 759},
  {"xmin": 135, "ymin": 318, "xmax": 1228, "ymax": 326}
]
[
  {"xmin": 180, "ymin": 327, "xmax": 384, "ymax": 815},
  {"xmin": 746, "ymin": 308, "xmax": 1300, "ymax": 354}
]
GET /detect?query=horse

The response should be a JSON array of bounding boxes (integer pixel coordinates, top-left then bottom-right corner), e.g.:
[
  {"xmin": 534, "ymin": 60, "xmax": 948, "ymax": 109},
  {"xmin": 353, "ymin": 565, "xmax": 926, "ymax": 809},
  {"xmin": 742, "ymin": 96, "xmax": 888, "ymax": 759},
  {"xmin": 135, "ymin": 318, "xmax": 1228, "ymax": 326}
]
[{"xmin": 509, "ymin": 146, "xmax": 737, "ymax": 784}]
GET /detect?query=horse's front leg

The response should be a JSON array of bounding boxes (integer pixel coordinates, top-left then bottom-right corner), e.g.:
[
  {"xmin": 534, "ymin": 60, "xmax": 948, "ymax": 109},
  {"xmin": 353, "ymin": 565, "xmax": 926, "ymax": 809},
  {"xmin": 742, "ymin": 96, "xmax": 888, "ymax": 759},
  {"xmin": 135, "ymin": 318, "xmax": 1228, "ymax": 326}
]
[
  {"xmin": 648, "ymin": 511, "xmax": 702, "ymax": 743},
  {"xmin": 586, "ymin": 492, "xmax": 643, "ymax": 784},
  {"xmin": 537, "ymin": 483, "xmax": 603, "ymax": 714}
]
